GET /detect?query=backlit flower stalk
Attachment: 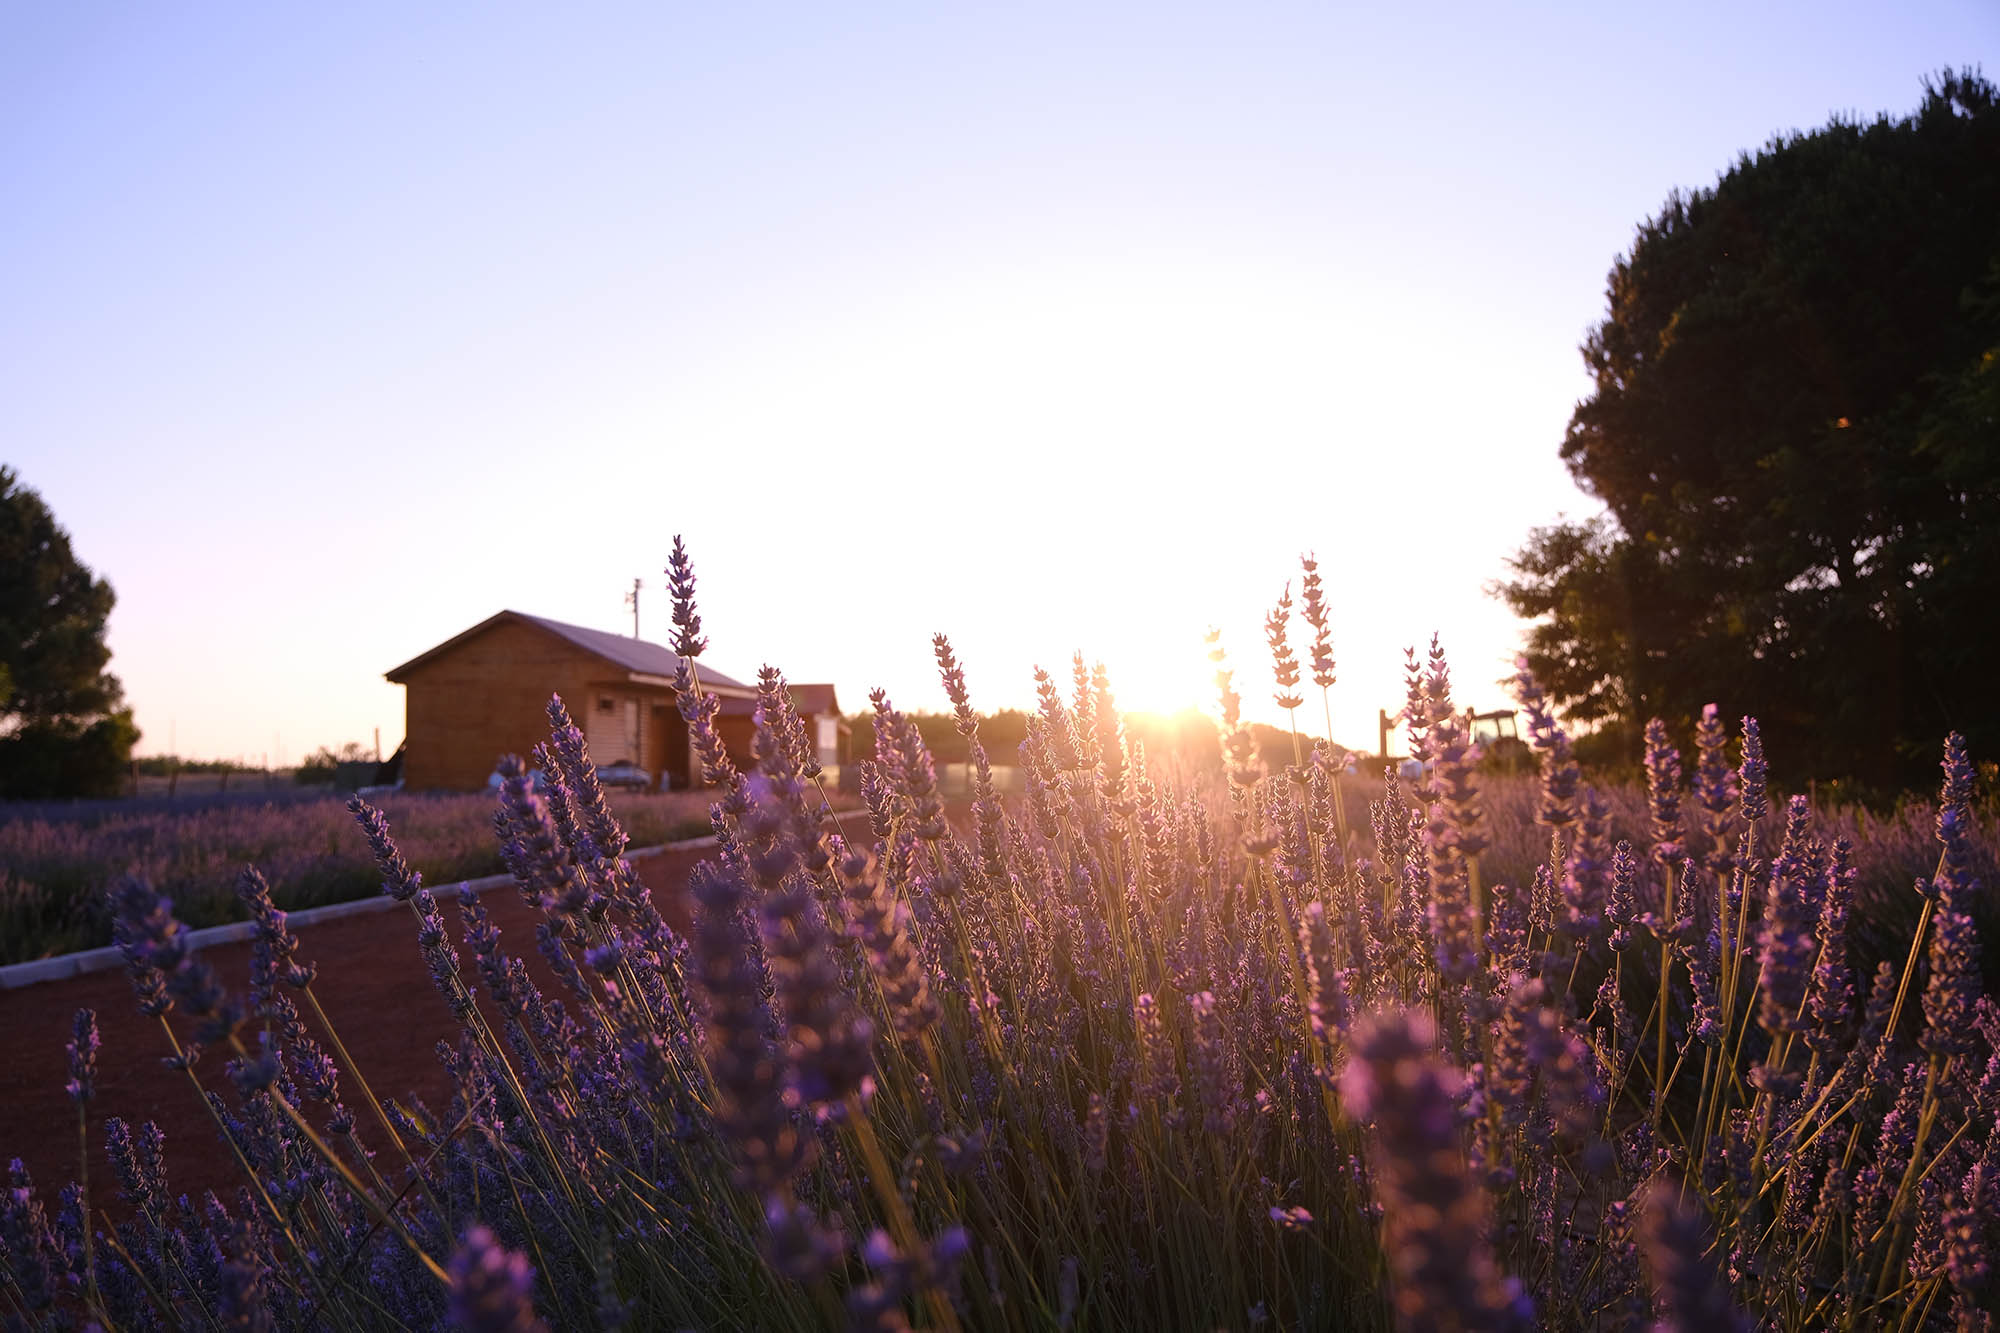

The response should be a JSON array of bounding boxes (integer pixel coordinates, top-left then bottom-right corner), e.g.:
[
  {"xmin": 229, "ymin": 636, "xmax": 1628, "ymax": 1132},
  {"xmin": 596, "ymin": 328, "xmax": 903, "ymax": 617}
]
[{"xmin": 1339, "ymin": 1010, "xmax": 1535, "ymax": 1332}]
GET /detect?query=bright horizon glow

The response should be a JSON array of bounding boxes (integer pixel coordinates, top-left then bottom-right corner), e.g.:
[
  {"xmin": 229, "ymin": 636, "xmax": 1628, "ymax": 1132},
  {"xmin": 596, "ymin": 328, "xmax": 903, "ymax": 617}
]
[{"xmin": 4, "ymin": 4, "xmax": 1993, "ymax": 766}]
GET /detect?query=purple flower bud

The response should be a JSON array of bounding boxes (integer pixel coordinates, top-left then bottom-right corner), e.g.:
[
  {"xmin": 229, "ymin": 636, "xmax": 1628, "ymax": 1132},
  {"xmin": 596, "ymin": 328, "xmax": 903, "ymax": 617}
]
[
  {"xmin": 447, "ymin": 1225, "xmax": 548, "ymax": 1332},
  {"xmin": 1511, "ymin": 662, "xmax": 1579, "ymax": 828},
  {"xmin": 1637, "ymin": 1184, "xmax": 1752, "ymax": 1332},
  {"xmin": 64, "ymin": 1008, "xmax": 97, "ymax": 1104},
  {"xmin": 235, "ymin": 866, "xmax": 314, "ymax": 988},
  {"xmin": 1265, "ymin": 583, "xmax": 1303, "ymax": 711},
  {"xmin": 1338, "ymin": 1011, "xmax": 1534, "ymax": 1333},
  {"xmin": 666, "ymin": 533, "xmax": 707, "ymax": 659},
  {"xmin": 1738, "ymin": 717, "xmax": 1768, "ymax": 825},
  {"xmin": 1299, "ymin": 902, "xmax": 1352, "ymax": 1044},
  {"xmin": 1692, "ymin": 705, "xmax": 1738, "ymax": 875},
  {"xmin": 1806, "ymin": 839, "xmax": 1856, "ymax": 1054},
  {"xmin": 1608, "ymin": 841, "xmax": 1640, "ymax": 952},
  {"xmin": 1643, "ymin": 718, "xmax": 1684, "ymax": 865},
  {"xmin": 1299, "ymin": 553, "xmax": 1336, "ymax": 689},
  {"xmin": 1268, "ymin": 1204, "xmax": 1313, "ymax": 1231},
  {"xmin": 1757, "ymin": 798, "xmax": 1818, "ymax": 1038}
]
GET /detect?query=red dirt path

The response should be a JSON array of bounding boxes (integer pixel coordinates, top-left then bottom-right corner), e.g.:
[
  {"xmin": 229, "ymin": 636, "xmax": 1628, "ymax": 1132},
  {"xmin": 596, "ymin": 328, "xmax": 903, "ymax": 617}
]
[{"xmin": 0, "ymin": 847, "xmax": 716, "ymax": 1210}]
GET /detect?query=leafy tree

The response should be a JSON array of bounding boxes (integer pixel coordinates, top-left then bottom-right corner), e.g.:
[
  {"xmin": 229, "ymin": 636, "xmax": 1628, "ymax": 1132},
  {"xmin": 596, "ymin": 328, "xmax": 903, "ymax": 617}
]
[
  {"xmin": 295, "ymin": 742, "xmax": 373, "ymax": 786},
  {"xmin": 0, "ymin": 467, "xmax": 138, "ymax": 797},
  {"xmin": 1499, "ymin": 71, "xmax": 2000, "ymax": 789}
]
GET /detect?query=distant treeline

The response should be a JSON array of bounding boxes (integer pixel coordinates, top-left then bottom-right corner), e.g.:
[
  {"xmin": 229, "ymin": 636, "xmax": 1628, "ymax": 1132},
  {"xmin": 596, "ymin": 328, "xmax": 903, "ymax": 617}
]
[
  {"xmin": 844, "ymin": 707, "xmax": 1388, "ymax": 776},
  {"xmin": 132, "ymin": 755, "xmax": 267, "ymax": 776}
]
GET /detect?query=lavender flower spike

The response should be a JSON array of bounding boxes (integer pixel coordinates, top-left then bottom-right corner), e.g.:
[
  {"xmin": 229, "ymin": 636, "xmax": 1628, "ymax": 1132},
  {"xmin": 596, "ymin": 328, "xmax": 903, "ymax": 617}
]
[
  {"xmin": 447, "ymin": 1225, "xmax": 549, "ymax": 1333},
  {"xmin": 1637, "ymin": 1183, "xmax": 1752, "ymax": 1333},
  {"xmin": 1923, "ymin": 734, "xmax": 1983, "ymax": 1056},
  {"xmin": 1643, "ymin": 717, "xmax": 1684, "ymax": 866},
  {"xmin": 65, "ymin": 1009, "xmax": 97, "ymax": 1104},
  {"xmin": 1339, "ymin": 1010, "xmax": 1535, "ymax": 1333},
  {"xmin": 348, "ymin": 795, "xmax": 423, "ymax": 901},
  {"xmin": 1757, "ymin": 797, "xmax": 1818, "ymax": 1039},
  {"xmin": 1266, "ymin": 582, "xmax": 1303, "ymax": 711},
  {"xmin": 1738, "ymin": 717, "xmax": 1768, "ymax": 825},
  {"xmin": 1299, "ymin": 551, "xmax": 1336, "ymax": 690},
  {"xmin": 666, "ymin": 532, "xmax": 707, "ymax": 659}
]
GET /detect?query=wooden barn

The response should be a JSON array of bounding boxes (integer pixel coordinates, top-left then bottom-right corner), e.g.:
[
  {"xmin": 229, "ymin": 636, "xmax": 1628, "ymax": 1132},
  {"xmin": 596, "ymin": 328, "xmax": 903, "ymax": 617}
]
[{"xmin": 385, "ymin": 610, "xmax": 850, "ymax": 792}]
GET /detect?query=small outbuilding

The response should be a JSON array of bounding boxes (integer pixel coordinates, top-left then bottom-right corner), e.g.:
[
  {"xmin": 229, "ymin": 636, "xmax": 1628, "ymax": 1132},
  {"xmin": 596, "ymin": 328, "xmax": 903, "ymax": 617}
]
[{"xmin": 384, "ymin": 611, "xmax": 847, "ymax": 792}]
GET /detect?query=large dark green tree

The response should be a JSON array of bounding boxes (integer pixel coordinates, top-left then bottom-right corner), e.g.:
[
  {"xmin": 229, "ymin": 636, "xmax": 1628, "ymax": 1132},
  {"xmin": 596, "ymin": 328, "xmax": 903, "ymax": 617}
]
[
  {"xmin": 0, "ymin": 466, "xmax": 139, "ymax": 797},
  {"xmin": 1500, "ymin": 70, "xmax": 2000, "ymax": 789}
]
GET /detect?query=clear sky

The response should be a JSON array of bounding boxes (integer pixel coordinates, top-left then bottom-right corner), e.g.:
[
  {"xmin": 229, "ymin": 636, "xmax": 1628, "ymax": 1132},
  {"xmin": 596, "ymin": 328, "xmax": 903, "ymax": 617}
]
[{"xmin": 4, "ymin": 3, "xmax": 1994, "ymax": 764}]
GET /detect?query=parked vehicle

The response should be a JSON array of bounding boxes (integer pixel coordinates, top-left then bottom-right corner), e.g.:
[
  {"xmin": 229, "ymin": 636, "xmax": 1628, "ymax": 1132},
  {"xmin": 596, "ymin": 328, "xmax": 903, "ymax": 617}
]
[
  {"xmin": 486, "ymin": 766, "xmax": 551, "ymax": 794},
  {"xmin": 595, "ymin": 761, "xmax": 655, "ymax": 792}
]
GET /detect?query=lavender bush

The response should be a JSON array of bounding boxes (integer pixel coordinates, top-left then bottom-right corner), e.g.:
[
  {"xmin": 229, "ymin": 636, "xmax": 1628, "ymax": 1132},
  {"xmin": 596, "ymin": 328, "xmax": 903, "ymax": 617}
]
[
  {"xmin": 0, "ymin": 791, "xmax": 720, "ymax": 964},
  {"xmin": 2, "ymin": 542, "xmax": 1995, "ymax": 1331}
]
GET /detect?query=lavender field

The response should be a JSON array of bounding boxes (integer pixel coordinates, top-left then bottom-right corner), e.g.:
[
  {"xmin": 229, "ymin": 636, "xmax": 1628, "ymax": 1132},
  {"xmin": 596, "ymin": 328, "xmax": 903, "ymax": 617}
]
[
  {"xmin": 0, "ymin": 790, "xmax": 719, "ymax": 965},
  {"xmin": 3, "ymin": 546, "xmax": 1998, "ymax": 1331}
]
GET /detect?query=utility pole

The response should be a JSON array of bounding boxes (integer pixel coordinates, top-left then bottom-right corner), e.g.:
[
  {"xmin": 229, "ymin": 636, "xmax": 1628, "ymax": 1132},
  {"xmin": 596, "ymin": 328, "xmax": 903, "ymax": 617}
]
[{"xmin": 625, "ymin": 577, "xmax": 642, "ymax": 638}]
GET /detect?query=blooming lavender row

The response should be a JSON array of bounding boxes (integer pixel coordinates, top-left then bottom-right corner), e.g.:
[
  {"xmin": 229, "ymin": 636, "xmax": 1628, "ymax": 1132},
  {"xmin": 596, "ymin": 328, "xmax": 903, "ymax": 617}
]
[{"xmin": 2, "ymin": 543, "xmax": 1994, "ymax": 1331}]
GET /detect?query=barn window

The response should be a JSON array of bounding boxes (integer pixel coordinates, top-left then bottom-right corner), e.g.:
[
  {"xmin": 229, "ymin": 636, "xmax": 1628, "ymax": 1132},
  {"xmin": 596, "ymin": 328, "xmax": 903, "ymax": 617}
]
[{"xmin": 598, "ymin": 697, "xmax": 615, "ymax": 713}]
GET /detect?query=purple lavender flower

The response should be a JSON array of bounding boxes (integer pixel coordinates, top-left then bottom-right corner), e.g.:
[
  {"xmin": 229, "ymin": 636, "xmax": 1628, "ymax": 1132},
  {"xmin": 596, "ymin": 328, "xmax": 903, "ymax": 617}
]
[
  {"xmin": 666, "ymin": 532, "xmax": 707, "ymax": 659},
  {"xmin": 447, "ymin": 1225, "xmax": 548, "ymax": 1333},
  {"xmin": 1692, "ymin": 705, "xmax": 1737, "ymax": 871},
  {"xmin": 1265, "ymin": 583, "xmax": 1303, "ymax": 711},
  {"xmin": 108, "ymin": 875, "xmax": 174, "ymax": 1015},
  {"xmin": 346, "ymin": 795, "xmax": 423, "ymax": 901},
  {"xmin": 764, "ymin": 1197, "xmax": 845, "ymax": 1283},
  {"xmin": 1738, "ymin": 717, "xmax": 1768, "ymax": 825},
  {"xmin": 838, "ymin": 840, "xmax": 938, "ymax": 1045},
  {"xmin": 1561, "ymin": 786, "xmax": 1615, "ymax": 940},
  {"xmin": 1338, "ymin": 1010, "xmax": 1535, "ymax": 1333},
  {"xmin": 933, "ymin": 632, "xmax": 1008, "ymax": 883},
  {"xmin": 1757, "ymin": 797, "xmax": 1819, "ymax": 1038},
  {"xmin": 1132, "ymin": 992, "xmax": 1181, "ymax": 1115},
  {"xmin": 848, "ymin": 1225, "xmax": 969, "ymax": 1330},
  {"xmin": 872, "ymin": 689, "xmax": 947, "ymax": 847},
  {"xmin": 1806, "ymin": 838, "xmax": 1856, "ymax": 1054},
  {"xmin": 1299, "ymin": 553, "xmax": 1336, "ymax": 690},
  {"xmin": 1186, "ymin": 990, "xmax": 1244, "ymax": 1136},
  {"xmin": 1492, "ymin": 975, "xmax": 1605, "ymax": 1147},
  {"xmin": 690, "ymin": 859, "xmax": 803, "ymax": 1193},
  {"xmin": 65, "ymin": 1007, "xmax": 97, "ymax": 1104},
  {"xmin": 1941, "ymin": 731, "xmax": 1975, "ymax": 830},
  {"xmin": 236, "ymin": 866, "xmax": 315, "ymax": 988},
  {"xmin": 103, "ymin": 1117, "xmax": 167, "ymax": 1217},
  {"xmin": 395, "ymin": 888, "xmax": 465, "ymax": 1028},
  {"xmin": 1643, "ymin": 718, "xmax": 1684, "ymax": 866},
  {"xmin": 1946, "ymin": 1159, "xmax": 1993, "ymax": 1309},
  {"xmin": 543, "ymin": 695, "xmax": 629, "ymax": 859},
  {"xmin": 674, "ymin": 659, "xmax": 742, "ymax": 798},
  {"xmin": 1206, "ymin": 628, "xmax": 1262, "ymax": 790},
  {"xmin": 1674, "ymin": 859, "xmax": 1723, "ymax": 1046},
  {"xmin": 0, "ymin": 1163, "xmax": 59, "ymax": 1312},
  {"xmin": 1608, "ymin": 841, "xmax": 1640, "ymax": 953},
  {"xmin": 749, "ymin": 806, "xmax": 874, "ymax": 1110},
  {"xmin": 1636, "ymin": 1183, "xmax": 1752, "ymax": 1333},
  {"xmin": 110, "ymin": 875, "xmax": 242, "ymax": 1050},
  {"xmin": 1511, "ymin": 662, "xmax": 1579, "ymax": 829},
  {"xmin": 1925, "ymin": 735, "xmax": 1984, "ymax": 1056},
  {"xmin": 217, "ymin": 1217, "xmax": 275, "ymax": 1332},
  {"xmin": 1922, "ymin": 850, "xmax": 1982, "ymax": 1058},
  {"xmin": 492, "ymin": 755, "xmax": 584, "ymax": 910},
  {"xmin": 1299, "ymin": 901, "xmax": 1351, "ymax": 1044}
]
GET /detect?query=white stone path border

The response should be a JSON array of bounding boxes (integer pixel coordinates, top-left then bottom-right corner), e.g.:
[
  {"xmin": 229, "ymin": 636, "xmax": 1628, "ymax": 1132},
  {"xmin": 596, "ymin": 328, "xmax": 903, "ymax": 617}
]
[{"xmin": 0, "ymin": 835, "xmax": 718, "ymax": 992}]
